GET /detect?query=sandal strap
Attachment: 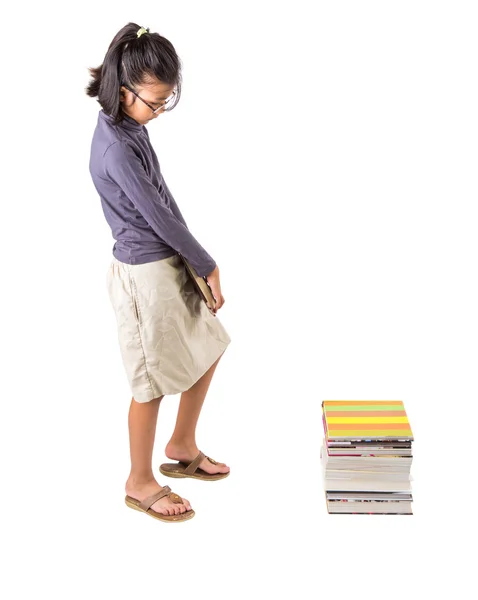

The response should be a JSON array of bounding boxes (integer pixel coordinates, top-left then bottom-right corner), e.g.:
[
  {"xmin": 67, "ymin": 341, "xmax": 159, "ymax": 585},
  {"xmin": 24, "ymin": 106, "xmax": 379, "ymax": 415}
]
[
  {"xmin": 139, "ymin": 485, "xmax": 171, "ymax": 511},
  {"xmin": 168, "ymin": 491, "xmax": 184, "ymax": 504},
  {"xmin": 184, "ymin": 451, "xmax": 205, "ymax": 475}
]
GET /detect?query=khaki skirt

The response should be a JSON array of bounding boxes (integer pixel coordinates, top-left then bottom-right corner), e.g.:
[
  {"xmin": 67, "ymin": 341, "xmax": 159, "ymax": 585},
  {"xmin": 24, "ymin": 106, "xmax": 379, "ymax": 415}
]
[{"xmin": 106, "ymin": 254, "xmax": 231, "ymax": 403}]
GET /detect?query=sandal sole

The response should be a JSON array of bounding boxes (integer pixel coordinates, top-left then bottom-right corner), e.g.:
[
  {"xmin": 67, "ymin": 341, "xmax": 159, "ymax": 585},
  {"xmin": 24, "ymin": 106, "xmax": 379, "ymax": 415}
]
[
  {"xmin": 124, "ymin": 496, "xmax": 195, "ymax": 522},
  {"xmin": 159, "ymin": 466, "xmax": 230, "ymax": 481}
]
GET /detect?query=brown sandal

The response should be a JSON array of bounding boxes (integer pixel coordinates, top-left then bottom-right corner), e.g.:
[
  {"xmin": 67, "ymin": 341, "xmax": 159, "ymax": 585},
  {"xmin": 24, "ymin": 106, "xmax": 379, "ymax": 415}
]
[
  {"xmin": 159, "ymin": 450, "xmax": 230, "ymax": 481},
  {"xmin": 124, "ymin": 485, "xmax": 195, "ymax": 522}
]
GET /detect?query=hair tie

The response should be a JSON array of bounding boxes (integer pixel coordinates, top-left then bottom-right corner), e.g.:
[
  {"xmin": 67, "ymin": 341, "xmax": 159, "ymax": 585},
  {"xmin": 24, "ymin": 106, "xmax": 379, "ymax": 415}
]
[{"xmin": 137, "ymin": 27, "xmax": 149, "ymax": 38}]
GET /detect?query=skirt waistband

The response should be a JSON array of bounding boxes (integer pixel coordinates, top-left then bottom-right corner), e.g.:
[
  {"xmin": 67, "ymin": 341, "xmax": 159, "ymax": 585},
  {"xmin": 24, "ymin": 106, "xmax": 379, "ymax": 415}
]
[{"xmin": 109, "ymin": 254, "xmax": 181, "ymax": 272}]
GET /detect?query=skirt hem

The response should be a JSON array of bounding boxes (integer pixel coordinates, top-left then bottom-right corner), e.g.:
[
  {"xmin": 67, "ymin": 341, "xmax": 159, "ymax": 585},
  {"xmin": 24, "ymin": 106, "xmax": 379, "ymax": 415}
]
[{"xmin": 131, "ymin": 339, "xmax": 230, "ymax": 403}]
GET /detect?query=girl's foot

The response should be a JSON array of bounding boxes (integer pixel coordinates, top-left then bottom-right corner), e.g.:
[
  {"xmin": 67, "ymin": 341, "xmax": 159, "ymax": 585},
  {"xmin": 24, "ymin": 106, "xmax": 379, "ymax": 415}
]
[
  {"xmin": 125, "ymin": 478, "xmax": 192, "ymax": 516},
  {"xmin": 164, "ymin": 443, "xmax": 230, "ymax": 476}
]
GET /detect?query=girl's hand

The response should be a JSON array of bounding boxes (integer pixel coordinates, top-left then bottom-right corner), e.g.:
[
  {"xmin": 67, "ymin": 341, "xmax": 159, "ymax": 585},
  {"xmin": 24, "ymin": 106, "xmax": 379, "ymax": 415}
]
[{"xmin": 205, "ymin": 265, "xmax": 225, "ymax": 314}]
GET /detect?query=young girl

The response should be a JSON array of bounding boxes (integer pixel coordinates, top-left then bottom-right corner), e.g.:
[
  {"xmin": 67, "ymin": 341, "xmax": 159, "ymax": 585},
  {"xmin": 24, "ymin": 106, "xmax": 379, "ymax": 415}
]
[{"xmin": 86, "ymin": 22, "xmax": 231, "ymax": 523}]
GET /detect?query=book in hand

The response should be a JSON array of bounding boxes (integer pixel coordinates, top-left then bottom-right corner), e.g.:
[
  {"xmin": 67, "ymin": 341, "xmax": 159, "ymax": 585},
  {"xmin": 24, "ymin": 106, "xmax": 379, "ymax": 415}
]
[{"xmin": 177, "ymin": 253, "xmax": 217, "ymax": 316}]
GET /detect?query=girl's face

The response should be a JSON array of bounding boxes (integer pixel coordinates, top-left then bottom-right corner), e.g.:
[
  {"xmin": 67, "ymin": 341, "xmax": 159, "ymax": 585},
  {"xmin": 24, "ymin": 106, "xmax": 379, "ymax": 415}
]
[{"xmin": 120, "ymin": 80, "xmax": 176, "ymax": 125}]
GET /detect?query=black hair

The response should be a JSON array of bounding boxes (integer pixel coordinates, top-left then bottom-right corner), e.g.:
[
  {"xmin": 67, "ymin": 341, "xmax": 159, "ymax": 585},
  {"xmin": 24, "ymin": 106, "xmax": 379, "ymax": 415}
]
[{"xmin": 85, "ymin": 22, "xmax": 182, "ymax": 125}]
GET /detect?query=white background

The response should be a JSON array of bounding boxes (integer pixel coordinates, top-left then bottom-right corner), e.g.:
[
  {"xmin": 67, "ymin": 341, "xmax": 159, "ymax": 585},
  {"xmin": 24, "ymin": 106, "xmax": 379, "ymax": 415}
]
[{"xmin": 1, "ymin": 1, "xmax": 477, "ymax": 598}]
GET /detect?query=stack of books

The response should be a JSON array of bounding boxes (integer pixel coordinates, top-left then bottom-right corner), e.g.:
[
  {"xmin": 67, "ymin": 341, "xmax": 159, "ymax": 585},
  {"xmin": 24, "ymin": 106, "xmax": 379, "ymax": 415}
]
[{"xmin": 321, "ymin": 400, "xmax": 414, "ymax": 515}]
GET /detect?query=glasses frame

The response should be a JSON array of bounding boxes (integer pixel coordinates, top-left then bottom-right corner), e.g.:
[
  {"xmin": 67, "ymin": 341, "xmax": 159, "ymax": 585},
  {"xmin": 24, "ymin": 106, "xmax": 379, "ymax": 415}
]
[{"xmin": 122, "ymin": 83, "xmax": 176, "ymax": 114}]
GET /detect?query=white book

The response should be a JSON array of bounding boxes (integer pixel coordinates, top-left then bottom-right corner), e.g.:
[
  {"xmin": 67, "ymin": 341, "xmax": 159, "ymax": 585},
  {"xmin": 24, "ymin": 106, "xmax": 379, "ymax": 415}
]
[
  {"xmin": 323, "ymin": 477, "xmax": 413, "ymax": 492},
  {"xmin": 326, "ymin": 500, "xmax": 413, "ymax": 514}
]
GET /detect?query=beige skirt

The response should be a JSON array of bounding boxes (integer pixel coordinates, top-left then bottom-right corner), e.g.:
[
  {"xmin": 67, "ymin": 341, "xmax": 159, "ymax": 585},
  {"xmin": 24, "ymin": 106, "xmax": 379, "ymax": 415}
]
[{"xmin": 106, "ymin": 254, "xmax": 231, "ymax": 402}]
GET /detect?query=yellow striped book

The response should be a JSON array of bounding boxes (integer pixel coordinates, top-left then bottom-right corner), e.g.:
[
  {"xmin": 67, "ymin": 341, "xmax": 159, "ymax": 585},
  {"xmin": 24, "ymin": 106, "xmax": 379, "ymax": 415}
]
[{"xmin": 322, "ymin": 400, "xmax": 414, "ymax": 441}]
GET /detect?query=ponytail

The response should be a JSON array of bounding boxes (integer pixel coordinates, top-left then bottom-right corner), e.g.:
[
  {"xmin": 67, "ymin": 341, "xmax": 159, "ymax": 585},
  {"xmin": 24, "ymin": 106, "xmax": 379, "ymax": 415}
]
[{"xmin": 86, "ymin": 22, "xmax": 182, "ymax": 125}]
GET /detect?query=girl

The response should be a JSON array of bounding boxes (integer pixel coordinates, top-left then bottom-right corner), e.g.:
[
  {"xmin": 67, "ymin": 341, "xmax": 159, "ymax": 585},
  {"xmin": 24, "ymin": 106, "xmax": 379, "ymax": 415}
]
[{"xmin": 86, "ymin": 22, "xmax": 231, "ymax": 523}]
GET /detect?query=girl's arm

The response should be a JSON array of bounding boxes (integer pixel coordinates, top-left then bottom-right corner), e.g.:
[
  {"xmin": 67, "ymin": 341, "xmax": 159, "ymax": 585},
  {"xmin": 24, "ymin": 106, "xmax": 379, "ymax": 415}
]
[
  {"xmin": 161, "ymin": 176, "xmax": 189, "ymax": 229},
  {"xmin": 143, "ymin": 129, "xmax": 189, "ymax": 230},
  {"xmin": 104, "ymin": 141, "xmax": 216, "ymax": 278}
]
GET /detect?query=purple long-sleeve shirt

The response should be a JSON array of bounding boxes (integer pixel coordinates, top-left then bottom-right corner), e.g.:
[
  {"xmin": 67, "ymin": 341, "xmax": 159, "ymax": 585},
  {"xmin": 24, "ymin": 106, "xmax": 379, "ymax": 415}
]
[{"xmin": 89, "ymin": 109, "xmax": 216, "ymax": 277}]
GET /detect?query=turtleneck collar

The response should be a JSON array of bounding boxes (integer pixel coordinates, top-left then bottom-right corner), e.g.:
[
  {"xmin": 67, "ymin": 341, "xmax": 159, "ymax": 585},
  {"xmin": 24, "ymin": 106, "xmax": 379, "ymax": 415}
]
[{"xmin": 99, "ymin": 109, "xmax": 144, "ymax": 132}]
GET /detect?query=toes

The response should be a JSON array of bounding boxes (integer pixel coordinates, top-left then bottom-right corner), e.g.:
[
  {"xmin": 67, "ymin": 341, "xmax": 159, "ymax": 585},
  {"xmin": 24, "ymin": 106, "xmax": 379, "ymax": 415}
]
[
  {"xmin": 167, "ymin": 505, "xmax": 176, "ymax": 516},
  {"xmin": 172, "ymin": 502, "xmax": 188, "ymax": 515},
  {"xmin": 151, "ymin": 497, "xmax": 192, "ymax": 515},
  {"xmin": 203, "ymin": 458, "xmax": 230, "ymax": 474},
  {"xmin": 155, "ymin": 502, "xmax": 174, "ymax": 516}
]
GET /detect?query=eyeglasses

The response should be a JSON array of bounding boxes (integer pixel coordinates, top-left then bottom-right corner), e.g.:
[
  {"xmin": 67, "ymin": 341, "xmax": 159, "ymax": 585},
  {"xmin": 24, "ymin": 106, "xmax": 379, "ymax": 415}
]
[{"xmin": 122, "ymin": 83, "xmax": 176, "ymax": 114}]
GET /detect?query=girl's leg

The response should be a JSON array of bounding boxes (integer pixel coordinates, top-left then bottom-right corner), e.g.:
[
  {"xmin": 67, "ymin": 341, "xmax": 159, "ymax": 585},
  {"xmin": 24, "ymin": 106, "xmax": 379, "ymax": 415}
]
[
  {"xmin": 124, "ymin": 395, "xmax": 193, "ymax": 515},
  {"xmin": 165, "ymin": 351, "xmax": 230, "ymax": 475}
]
